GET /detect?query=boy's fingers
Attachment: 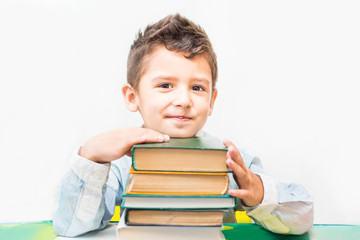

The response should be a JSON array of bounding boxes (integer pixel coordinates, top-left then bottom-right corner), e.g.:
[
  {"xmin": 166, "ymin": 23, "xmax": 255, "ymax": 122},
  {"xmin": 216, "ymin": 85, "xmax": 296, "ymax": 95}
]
[
  {"xmin": 226, "ymin": 158, "xmax": 247, "ymax": 183},
  {"xmin": 144, "ymin": 129, "xmax": 170, "ymax": 142},
  {"xmin": 223, "ymin": 138, "xmax": 232, "ymax": 148},
  {"xmin": 135, "ymin": 129, "xmax": 170, "ymax": 144},
  {"xmin": 228, "ymin": 145, "xmax": 245, "ymax": 167},
  {"xmin": 228, "ymin": 189, "xmax": 250, "ymax": 200},
  {"xmin": 224, "ymin": 139, "xmax": 245, "ymax": 168},
  {"xmin": 147, "ymin": 134, "xmax": 170, "ymax": 143},
  {"xmin": 137, "ymin": 134, "xmax": 169, "ymax": 143}
]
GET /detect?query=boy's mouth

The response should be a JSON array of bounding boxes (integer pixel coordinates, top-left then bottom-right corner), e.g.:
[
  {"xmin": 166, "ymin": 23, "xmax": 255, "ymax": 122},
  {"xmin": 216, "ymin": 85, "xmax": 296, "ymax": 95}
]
[{"xmin": 166, "ymin": 115, "xmax": 192, "ymax": 122}]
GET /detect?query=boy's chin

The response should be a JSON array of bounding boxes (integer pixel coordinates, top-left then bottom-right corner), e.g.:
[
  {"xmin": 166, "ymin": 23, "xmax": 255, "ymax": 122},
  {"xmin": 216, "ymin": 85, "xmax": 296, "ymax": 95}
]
[
  {"xmin": 168, "ymin": 133, "xmax": 196, "ymax": 138},
  {"xmin": 166, "ymin": 130, "xmax": 199, "ymax": 138},
  {"xmin": 143, "ymin": 124, "xmax": 199, "ymax": 138}
]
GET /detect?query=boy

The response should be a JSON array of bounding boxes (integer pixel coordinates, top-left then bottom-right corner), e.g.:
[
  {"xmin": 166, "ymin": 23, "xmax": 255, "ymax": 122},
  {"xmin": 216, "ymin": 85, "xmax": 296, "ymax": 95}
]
[{"xmin": 53, "ymin": 14, "xmax": 313, "ymax": 237}]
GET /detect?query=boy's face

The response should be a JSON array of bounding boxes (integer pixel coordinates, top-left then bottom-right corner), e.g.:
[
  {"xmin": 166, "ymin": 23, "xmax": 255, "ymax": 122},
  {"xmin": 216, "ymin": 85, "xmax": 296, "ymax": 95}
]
[{"xmin": 124, "ymin": 45, "xmax": 217, "ymax": 138}]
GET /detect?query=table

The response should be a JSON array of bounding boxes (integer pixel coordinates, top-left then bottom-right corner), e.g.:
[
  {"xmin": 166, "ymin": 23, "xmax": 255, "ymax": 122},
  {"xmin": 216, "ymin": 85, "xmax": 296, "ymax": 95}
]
[{"xmin": 1, "ymin": 221, "xmax": 359, "ymax": 240}]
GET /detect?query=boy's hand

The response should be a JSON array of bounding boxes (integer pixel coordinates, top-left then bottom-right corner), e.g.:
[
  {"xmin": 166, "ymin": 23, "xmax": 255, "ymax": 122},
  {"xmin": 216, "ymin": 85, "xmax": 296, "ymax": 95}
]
[
  {"xmin": 80, "ymin": 128, "xmax": 169, "ymax": 163},
  {"xmin": 224, "ymin": 139, "xmax": 264, "ymax": 207}
]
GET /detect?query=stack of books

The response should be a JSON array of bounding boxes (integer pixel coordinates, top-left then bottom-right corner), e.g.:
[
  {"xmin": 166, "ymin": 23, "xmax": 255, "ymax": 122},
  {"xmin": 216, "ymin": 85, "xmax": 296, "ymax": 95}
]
[{"xmin": 117, "ymin": 134, "xmax": 236, "ymax": 240}]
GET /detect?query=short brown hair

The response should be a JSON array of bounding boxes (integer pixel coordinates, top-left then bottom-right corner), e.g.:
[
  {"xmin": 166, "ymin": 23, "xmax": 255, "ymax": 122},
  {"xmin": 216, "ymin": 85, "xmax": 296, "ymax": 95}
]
[{"xmin": 127, "ymin": 13, "xmax": 218, "ymax": 90}]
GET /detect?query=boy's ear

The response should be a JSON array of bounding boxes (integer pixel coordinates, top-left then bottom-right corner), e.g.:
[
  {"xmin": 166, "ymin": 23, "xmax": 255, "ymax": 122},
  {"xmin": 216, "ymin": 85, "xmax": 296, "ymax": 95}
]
[
  {"xmin": 208, "ymin": 88, "xmax": 218, "ymax": 116},
  {"xmin": 122, "ymin": 83, "xmax": 139, "ymax": 112}
]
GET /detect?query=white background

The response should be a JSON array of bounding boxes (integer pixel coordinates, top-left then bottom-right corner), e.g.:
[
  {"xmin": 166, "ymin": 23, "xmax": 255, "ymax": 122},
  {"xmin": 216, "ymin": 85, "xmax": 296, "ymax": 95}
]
[{"xmin": 1, "ymin": 0, "xmax": 359, "ymax": 225}]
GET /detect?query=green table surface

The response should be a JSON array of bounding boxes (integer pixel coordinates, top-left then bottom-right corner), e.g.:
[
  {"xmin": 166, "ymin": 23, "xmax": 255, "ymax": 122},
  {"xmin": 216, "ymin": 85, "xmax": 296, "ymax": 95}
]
[
  {"xmin": 0, "ymin": 221, "xmax": 359, "ymax": 240},
  {"xmin": 223, "ymin": 223, "xmax": 360, "ymax": 240}
]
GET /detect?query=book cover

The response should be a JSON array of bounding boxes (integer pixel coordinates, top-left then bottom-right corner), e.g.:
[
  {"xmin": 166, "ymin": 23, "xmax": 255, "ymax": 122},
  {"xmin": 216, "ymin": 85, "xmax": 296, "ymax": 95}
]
[
  {"xmin": 125, "ymin": 209, "xmax": 225, "ymax": 227},
  {"xmin": 126, "ymin": 167, "xmax": 229, "ymax": 195},
  {"xmin": 131, "ymin": 133, "xmax": 229, "ymax": 172},
  {"xmin": 117, "ymin": 209, "xmax": 225, "ymax": 240},
  {"xmin": 121, "ymin": 194, "xmax": 237, "ymax": 210}
]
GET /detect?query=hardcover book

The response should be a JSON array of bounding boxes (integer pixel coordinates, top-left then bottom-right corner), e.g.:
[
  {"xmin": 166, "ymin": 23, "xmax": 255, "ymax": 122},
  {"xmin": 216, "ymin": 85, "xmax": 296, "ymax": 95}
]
[
  {"xmin": 131, "ymin": 134, "xmax": 228, "ymax": 172},
  {"xmin": 117, "ymin": 210, "xmax": 225, "ymax": 240},
  {"xmin": 121, "ymin": 194, "xmax": 236, "ymax": 209},
  {"xmin": 126, "ymin": 167, "xmax": 229, "ymax": 195},
  {"xmin": 125, "ymin": 209, "xmax": 224, "ymax": 227}
]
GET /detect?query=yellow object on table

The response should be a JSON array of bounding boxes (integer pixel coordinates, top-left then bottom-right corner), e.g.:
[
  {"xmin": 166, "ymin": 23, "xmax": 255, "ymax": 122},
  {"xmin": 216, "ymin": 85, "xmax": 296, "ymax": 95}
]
[
  {"xmin": 236, "ymin": 210, "xmax": 252, "ymax": 223},
  {"xmin": 110, "ymin": 206, "xmax": 121, "ymax": 222}
]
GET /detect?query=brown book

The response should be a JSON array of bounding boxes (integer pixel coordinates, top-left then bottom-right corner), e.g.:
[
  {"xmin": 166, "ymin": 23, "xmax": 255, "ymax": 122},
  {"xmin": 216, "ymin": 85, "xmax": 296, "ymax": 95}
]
[
  {"xmin": 125, "ymin": 209, "xmax": 224, "ymax": 227},
  {"xmin": 126, "ymin": 167, "xmax": 229, "ymax": 195},
  {"xmin": 131, "ymin": 135, "xmax": 228, "ymax": 172},
  {"xmin": 117, "ymin": 210, "xmax": 225, "ymax": 240}
]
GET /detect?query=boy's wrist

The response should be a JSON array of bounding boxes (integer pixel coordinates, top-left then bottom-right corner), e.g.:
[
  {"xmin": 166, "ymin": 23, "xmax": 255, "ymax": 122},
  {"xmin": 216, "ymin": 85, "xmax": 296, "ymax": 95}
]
[
  {"xmin": 71, "ymin": 146, "xmax": 111, "ymax": 185},
  {"xmin": 79, "ymin": 146, "xmax": 98, "ymax": 163},
  {"xmin": 241, "ymin": 173, "xmax": 278, "ymax": 211}
]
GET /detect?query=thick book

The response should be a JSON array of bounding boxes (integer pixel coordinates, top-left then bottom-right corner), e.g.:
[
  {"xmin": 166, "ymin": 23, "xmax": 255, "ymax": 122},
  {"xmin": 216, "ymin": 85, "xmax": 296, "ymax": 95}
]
[
  {"xmin": 121, "ymin": 194, "xmax": 237, "ymax": 210},
  {"xmin": 125, "ymin": 209, "xmax": 224, "ymax": 227},
  {"xmin": 126, "ymin": 167, "xmax": 229, "ymax": 195},
  {"xmin": 117, "ymin": 210, "xmax": 225, "ymax": 240},
  {"xmin": 131, "ymin": 134, "xmax": 228, "ymax": 172}
]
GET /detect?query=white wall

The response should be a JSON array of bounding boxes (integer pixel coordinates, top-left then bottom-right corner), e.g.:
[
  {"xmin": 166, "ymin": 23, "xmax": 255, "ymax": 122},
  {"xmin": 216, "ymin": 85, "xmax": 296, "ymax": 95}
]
[{"xmin": 1, "ymin": 0, "xmax": 359, "ymax": 224}]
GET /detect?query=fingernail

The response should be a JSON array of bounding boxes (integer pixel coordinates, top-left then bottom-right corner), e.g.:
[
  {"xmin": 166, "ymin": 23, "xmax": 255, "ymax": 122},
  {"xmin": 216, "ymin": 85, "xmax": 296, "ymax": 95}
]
[
  {"xmin": 158, "ymin": 135, "xmax": 164, "ymax": 141},
  {"xmin": 164, "ymin": 135, "xmax": 170, "ymax": 141},
  {"xmin": 229, "ymin": 190, "xmax": 234, "ymax": 195}
]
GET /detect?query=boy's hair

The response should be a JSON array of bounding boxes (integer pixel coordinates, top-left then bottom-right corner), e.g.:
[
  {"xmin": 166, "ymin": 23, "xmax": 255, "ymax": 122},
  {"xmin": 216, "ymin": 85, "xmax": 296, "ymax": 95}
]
[{"xmin": 127, "ymin": 13, "xmax": 218, "ymax": 90}]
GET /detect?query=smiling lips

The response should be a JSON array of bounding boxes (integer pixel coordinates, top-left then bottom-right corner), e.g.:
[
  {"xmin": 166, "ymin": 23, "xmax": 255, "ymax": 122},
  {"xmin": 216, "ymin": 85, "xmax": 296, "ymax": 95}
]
[{"xmin": 166, "ymin": 116, "xmax": 192, "ymax": 122}]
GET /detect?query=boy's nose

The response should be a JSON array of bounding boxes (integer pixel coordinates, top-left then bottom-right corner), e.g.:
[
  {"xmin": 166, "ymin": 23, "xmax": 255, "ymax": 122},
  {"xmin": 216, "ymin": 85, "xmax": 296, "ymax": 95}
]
[{"xmin": 172, "ymin": 88, "xmax": 192, "ymax": 107}]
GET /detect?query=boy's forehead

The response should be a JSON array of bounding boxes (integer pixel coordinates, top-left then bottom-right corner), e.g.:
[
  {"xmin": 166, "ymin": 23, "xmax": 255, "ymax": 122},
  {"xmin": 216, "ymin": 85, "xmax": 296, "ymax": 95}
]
[{"xmin": 143, "ymin": 46, "xmax": 213, "ymax": 82}]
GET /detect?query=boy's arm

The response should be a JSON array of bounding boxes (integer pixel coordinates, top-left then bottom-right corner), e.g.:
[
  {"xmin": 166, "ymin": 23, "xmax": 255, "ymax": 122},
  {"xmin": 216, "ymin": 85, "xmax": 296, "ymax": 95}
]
[
  {"xmin": 241, "ymin": 175, "xmax": 314, "ymax": 235},
  {"xmin": 225, "ymin": 139, "xmax": 314, "ymax": 235},
  {"xmin": 53, "ymin": 128, "xmax": 169, "ymax": 237},
  {"xmin": 52, "ymin": 148, "xmax": 118, "ymax": 237}
]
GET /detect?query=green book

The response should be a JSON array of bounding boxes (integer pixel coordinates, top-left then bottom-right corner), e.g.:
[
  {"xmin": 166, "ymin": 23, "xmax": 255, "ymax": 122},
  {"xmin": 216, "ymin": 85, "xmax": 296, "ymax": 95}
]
[
  {"xmin": 131, "ymin": 133, "xmax": 229, "ymax": 172},
  {"xmin": 121, "ymin": 194, "xmax": 237, "ymax": 210}
]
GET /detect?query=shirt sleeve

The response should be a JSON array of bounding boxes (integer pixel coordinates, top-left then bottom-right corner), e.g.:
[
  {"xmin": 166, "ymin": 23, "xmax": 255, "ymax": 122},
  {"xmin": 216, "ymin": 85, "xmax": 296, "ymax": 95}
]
[
  {"xmin": 234, "ymin": 152, "xmax": 314, "ymax": 235},
  {"xmin": 52, "ymin": 147, "xmax": 123, "ymax": 237}
]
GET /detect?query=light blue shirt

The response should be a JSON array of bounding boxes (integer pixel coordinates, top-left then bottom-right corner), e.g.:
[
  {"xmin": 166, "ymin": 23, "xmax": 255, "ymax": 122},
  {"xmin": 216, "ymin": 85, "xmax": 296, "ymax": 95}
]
[{"xmin": 53, "ymin": 137, "xmax": 314, "ymax": 237}]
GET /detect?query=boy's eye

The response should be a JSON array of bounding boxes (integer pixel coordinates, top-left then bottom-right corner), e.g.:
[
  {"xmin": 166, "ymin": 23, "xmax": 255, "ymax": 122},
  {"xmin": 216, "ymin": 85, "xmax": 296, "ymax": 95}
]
[
  {"xmin": 159, "ymin": 83, "xmax": 172, "ymax": 89},
  {"xmin": 192, "ymin": 85, "xmax": 204, "ymax": 91}
]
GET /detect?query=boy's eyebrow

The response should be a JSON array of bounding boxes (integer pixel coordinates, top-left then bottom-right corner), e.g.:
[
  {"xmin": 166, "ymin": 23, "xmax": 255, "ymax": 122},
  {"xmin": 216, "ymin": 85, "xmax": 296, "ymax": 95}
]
[
  {"xmin": 191, "ymin": 77, "xmax": 211, "ymax": 86},
  {"xmin": 151, "ymin": 75, "xmax": 177, "ymax": 82},
  {"xmin": 151, "ymin": 75, "xmax": 212, "ymax": 88},
  {"xmin": 152, "ymin": 76, "xmax": 211, "ymax": 84}
]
